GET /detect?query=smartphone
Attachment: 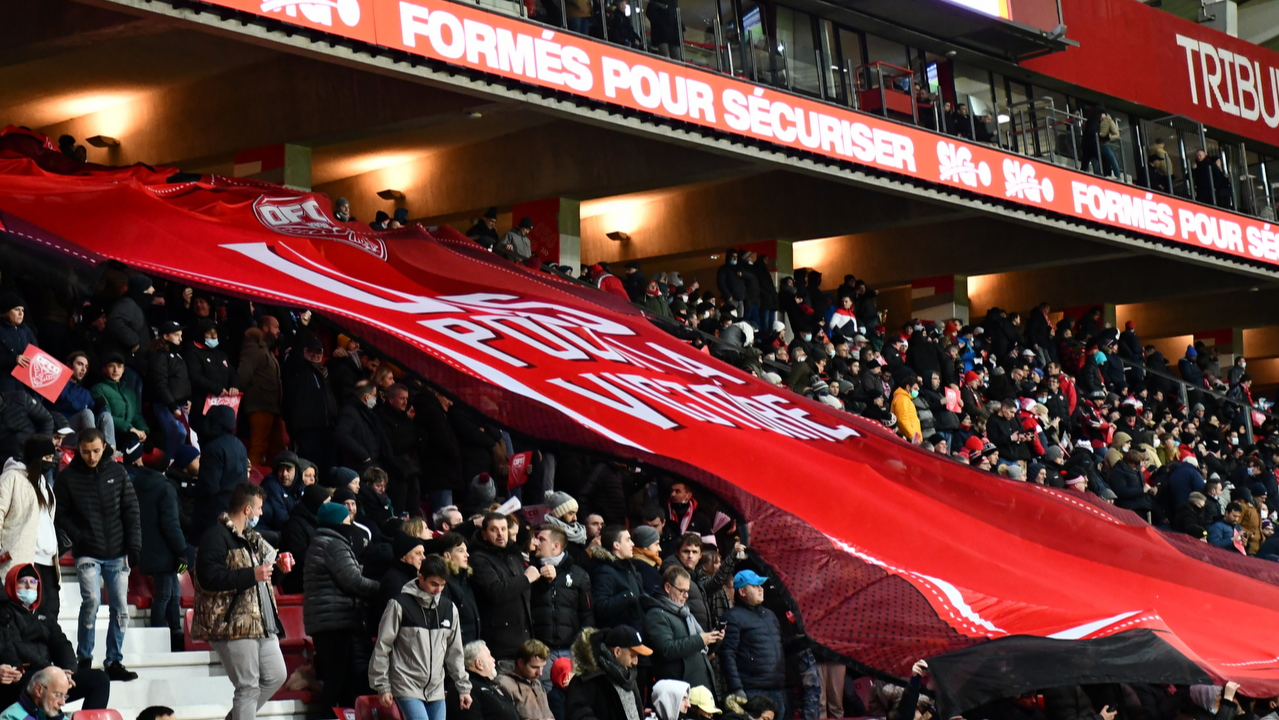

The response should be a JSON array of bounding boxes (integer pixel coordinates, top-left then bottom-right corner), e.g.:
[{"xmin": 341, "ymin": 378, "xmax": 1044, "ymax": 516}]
[{"xmin": 738, "ymin": 522, "xmax": 750, "ymax": 549}]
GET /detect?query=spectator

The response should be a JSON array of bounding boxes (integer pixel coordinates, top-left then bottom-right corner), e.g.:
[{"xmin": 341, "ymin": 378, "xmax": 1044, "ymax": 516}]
[
  {"xmin": 1173, "ymin": 492, "xmax": 1211, "ymax": 539},
  {"xmin": 370, "ymin": 554, "xmax": 472, "ymax": 720},
  {"xmin": 377, "ymin": 383, "xmax": 422, "ymax": 517},
  {"xmin": 458, "ymin": 640, "xmax": 520, "ymax": 720},
  {"xmin": 1208, "ymin": 502, "xmax": 1245, "ymax": 551},
  {"xmin": 305, "ymin": 500, "xmax": 381, "ymax": 708},
  {"xmin": 0, "ymin": 295, "xmax": 36, "ymax": 397},
  {"xmin": 530, "ymin": 525, "xmax": 592, "ymax": 689},
  {"xmin": 892, "ymin": 375, "xmax": 922, "ymax": 444},
  {"xmin": 193, "ymin": 405, "xmax": 249, "ymax": 537},
  {"xmin": 565, "ymin": 626, "xmax": 649, "ymax": 720},
  {"xmin": 630, "ymin": 525, "xmax": 663, "ymax": 596},
  {"xmin": 282, "ymin": 335, "xmax": 338, "ymax": 471},
  {"xmin": 379, "ymin": 532, "xmax": 425, "ymax": 611},
  {"xmin": 542, "ymin": 492, "xmax": 588, "ymax": 566},
  {"xmin": 137, "ymin": 707, "xmax": 176, "ymax": 720},
  {"xmin": 147, "ymin": 321, "xmax": 192, "ymax": 464},
  {"xmin": 497, "ymin": 218, "xmax": 535, "ymax": 263},
  {"xmin": 104, "ymin": 274, "xmax": 153, "ymax": 376},
  {"xmin": 336, "ymin": 381, "xmax": 393, "ymax": 474},
  {"xmin": 0, "ymin": 566, "xmax": 110, "ymax": 711},
  {"xmin": 127, "ymin": 432, "xmax": 187, "ymax": 652},
  {"xmin": 646, "ymin": 565, "xmax": 720, "ymax": 691},
  {"xmin": 259, "ymin": 451, "xmax": 301, "ymax": 532},
  {"xmin": 652, "ymin": 680, "xmax": 691, "ymax": 720},
  {"xmin": 721, "ymin": 571, "xmax": 786, "ymax": 717},
  {"xmin": 590, "ymin": 525, "xmax": 644, "ymax": 631},
  {"xmin": 590, "ymin": 264, "xmax": 630, "ymax": 302},
  {"xmin": 52, "ymin": 352, "xmax": 103, "ymax": 440},
  {"xmin": 664, "ymin": 481, "xmax": 712, "ymax": 549},
  {"xmin": 470, "ymin": 512, "xmax": 539, "ymax": 659},
  {"xmin": 1110, "ymin": 450, "xmax": 1156, "ymax": 521},
  {"xmin": 334, "ymin": 198, "xmax": 353, "ymax": 222},
  {"xmin": 327, "ymin": 339, "xmax": 377, "ymax": 404},
  {"xmin": 548, "ymin": 657, "xmax": 572, "ymax": 720},
  {"xmin": 416, "ymin": 390, "xmax": 464, "ymax": 511},
  {"xmin": 370, "ymin": 211, "xmax": 390, "ymax": 231},
  {"xmin": 716, "ymin": 251, "xmax": 746, "ymax": 319},
  {"xmin": 1169, "ymin": 456, "xmax": 1206, "ymax": 509},
  {"xmin": 91, "ymin": 353, "xmax": 148, "ymax": 448},
  {"xmin": 191, "ymin": 483, "xmax": 288, "ymax": 720},
  {"xmin": 688, "ymin": 686, "xmax": 722, "ymax": 719},
  {"xmin": 661, "ymin": 534, "xmax": 739, "ymax": 644},
  {"xmin": 53, "ymin": 428, "xmax": 140, "ymax": 681},
  {"xmin": 239, "ymin": 316, "xmax": 285, "ymax": 466},
  {"xmin": 0, "ymin": 667, "xmax": 71, "ymax": 720},
  {"xmin": 439, "ymin": 531, "xmax": 484, "ymax": 645},
  {"xmin": 185, "ymin": 319, "xmax": 240, "ymax": 434},
  {"xmin": 279, "ymin": 484, "xmax": 331, "ymax": 594},
  {"xmin": 0, "ymin": 436, "xmax": 58, "ymax": 604},
  {"xmin": 497, "ymin": 640, "xmax": 554, "ymax": 720},
  {"xmin": 467, "ymin": 208, "xmax": 501, "ymax": 249}
]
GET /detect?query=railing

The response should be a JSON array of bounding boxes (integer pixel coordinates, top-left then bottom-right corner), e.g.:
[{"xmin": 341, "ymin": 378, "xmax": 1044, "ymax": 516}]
[{"xmin": 1118, "ymin": 356, "xmax": 1276, "ymax": 445}]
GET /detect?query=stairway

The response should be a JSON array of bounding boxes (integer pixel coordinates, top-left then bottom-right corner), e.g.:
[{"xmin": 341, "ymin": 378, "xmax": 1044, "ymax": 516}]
[{"xmin": 56, "ymin": 567, "xmax": 314, "ymax": 720}]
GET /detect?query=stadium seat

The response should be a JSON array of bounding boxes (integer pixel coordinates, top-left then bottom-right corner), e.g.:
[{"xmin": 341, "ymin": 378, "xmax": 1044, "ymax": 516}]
[
  {"xmin": 852, "ymin": 676, "xmax": 873, "ymax": 709},
  {"xmin": 274, "ymin": 586, "xmax": 304, "ymax": 605},
  {"xmin": 127, "ymin": 571, "xmax": 154, "ymax": 609},
  {"xmin": 73, "ymin": 710, "xmax": 124, "ymax": 720},
  {"xmin": 277, "ymin": 605, "xmax": 312, "ymax": 652},
  {"xmin": 59, "ymin": 552, "xmax": 73, "ymax": 567},
  {"xmin": 180, "ymin": 570, "xmax": 194, "ymax": 608},
  {"xmin": 184, "ymin": 609, "xmax": 211, "ymax": 652},
  {"xmin": 356, "ymin": 695, "xmax": 404, "ymax": 720},
  {"xmin": 250, "ymin": 466, "xmax": 268, "ymax": 485}
]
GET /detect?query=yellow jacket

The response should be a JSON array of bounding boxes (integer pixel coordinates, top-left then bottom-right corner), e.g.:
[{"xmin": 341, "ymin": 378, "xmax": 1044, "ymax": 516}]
[{"xmin": 892, "ymin": 387, "xmax": 921, "ymax": 442}]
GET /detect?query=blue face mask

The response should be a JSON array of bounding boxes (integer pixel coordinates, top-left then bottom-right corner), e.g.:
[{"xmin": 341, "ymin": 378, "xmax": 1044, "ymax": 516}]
[
  {"xmin": 205, "ymin": 338, "xmax": 219, "ymax": 349},
  {"xmin": 16, "ymin": 589, "xmax": 37, "ymax": 606},
  {"xmin": 1094, "ymin": 351, "xmax": 1107, "ymax": 364},
  {"xmin": 246, "ymin": 515, "xmax": 259, "ymax": 529}
]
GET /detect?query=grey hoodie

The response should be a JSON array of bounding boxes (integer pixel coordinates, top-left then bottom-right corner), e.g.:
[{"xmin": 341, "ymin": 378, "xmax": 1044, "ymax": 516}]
[
  {"xmin": 370, "ymin": 579, "xmax": 471, "ymax": 701},
  {"xmin": 651, "ymin": 679, "xmax": 690, "ymax": 720}
]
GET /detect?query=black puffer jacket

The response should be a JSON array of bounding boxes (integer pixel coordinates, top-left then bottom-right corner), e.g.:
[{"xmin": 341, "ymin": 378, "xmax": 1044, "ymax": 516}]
[
  {"xmin": 588, "ymin": 545, "xmax": 644, "ymax": 631},
  {"xmin": 279, "ymin": 499, "xmax": 322, "ymax": 594},
  {"xmin": 303, "ymin": 526, "xmax": 381, "ymax": 635},
  {"xmin": 376, "ymin": 403, "xmax": 421, "ymax": 483},
  {"xmin": 335, "ymin": 400, "xmax": 393, "ymax": 473},
  {"xmin": 186, "ymin": 341, "xmax": 240, "ymax": 401},
  {"xmin": 445, "ymin": 570, "xmax": 483, "ymax": 645},
  {"xmin": 469, "ymin": 539, "xmax": 533, "ymax": 658},
  {"xmin": 721, "ymin": 602, "xmax": 785, "ymax": 693},
  {"xmin": 530, "ymin": 553, "xmax": 593, "ymax": 649},
  {"xmin": 415, "ymin": 395, "xmax": 464, "ymax": 491},
  {"xmin": 0, "ymin": 392, "xmax": 48, "ymax": 463},
  {"xmin": 105, "ymin": 295, "xmax": 148, "ymax": 363},
  {"xmin": 0, "ymin": 574, "xmax": 75, "ymax": 671},
  {"xmin": 566, "ymin": 629, "xmax": 643, "ymax": 720},
  {"xmin": 148, "ymin": 344, "xmax": 192, "ymax": 411},
  {"xmin": 54, "ymin": 453, "xmax": 140, "ymax": 561},
  {"xmin": 194, "ymin": 405, "xmax": 248, "ymax": 536},
  {"xmin": 131, "ymin": 466, "xmax": 186, "ymax": 575}
]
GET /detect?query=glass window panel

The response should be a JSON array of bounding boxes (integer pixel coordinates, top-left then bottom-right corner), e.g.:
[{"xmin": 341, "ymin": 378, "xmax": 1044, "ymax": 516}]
[
  {"xmin": 679, "ymin": 0, "xmax": 720, "ymax": 68},
  {"xmin": 775, "ymin": 6, "xmax": 819, "ymax": 96},
  {"xmin": 818, "ymin": 19, "xmax": 846, "ymax": 104}
]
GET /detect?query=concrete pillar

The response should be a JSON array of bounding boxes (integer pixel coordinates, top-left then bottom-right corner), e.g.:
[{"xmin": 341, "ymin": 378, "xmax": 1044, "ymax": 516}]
[
  {"xmin": 1195, "ymin": 327, "xmax": 1244, "ymax": 367},
  {"xmin": 911, "ymin": 275, "xmax": 969, "ymax": 325},
  {"xmin": 233, "ymin": 144, "xmax": 312, "ymax": 190},
  {"xmin": 511, "ymin": 197, "xmax": 581, "ymax": 269}
]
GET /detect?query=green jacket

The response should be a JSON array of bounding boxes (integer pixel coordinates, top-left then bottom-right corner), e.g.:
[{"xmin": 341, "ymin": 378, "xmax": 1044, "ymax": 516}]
[
  {"xmin": 0, "ymin": 693, "xmax": 65, "ymax": 720},
  {"xmin": 91, "ymin": 377, "xmax": 149, "ymax": 438}
]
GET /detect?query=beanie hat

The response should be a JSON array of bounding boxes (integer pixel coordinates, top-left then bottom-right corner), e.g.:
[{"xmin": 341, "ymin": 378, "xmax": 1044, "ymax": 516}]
[
  {"xmin": 392, "ymin": 531, "xmax": 425, "ymax": 561},
  {"xmin": 325, "ymin": 466, "xmax": 359, "ymax": 489},
  {"xmin": 332, "ymin": 487, "xmax": 358, "ymax": 505},
  {"xmin": 631, "ymin": 525, "xmax": 660, "ymax": 550},
  {"xmin": 301, "ymin": 485, "xmax": 331, "ymax": 514},
  {"xmin": 470, "ymin": 473, "xmax": 496, "ymax": 508},
  {"xmin": 964, "ymin": 436, "xmax": 985, "ymax": 453},
  {"xmin": 120, "ymin": 431, "xmax": 145, "ymax": 465},
  {"xmin": 0, "ymin": 293, "xmax": 25, "ymax": 315},
  {"xmin": 127, "ymin": 273, "xmax": 153, "ymax": 296},
  {"xmin": 1044, "ymin": 446, "xmax": 1064, "ymax": 463},
  {"xmin": 317, "ymin": 502, "xmax": 350, "ymax": 527},
  {"xmin": 171, "ymin": 444, "xmax": 200, "ymax": 471},
  {"xmin": 963, "ymin": 370, "xmax": 981, "ymax": 384},
  {"xmin": 546, "ymin": 491, "xmax": 579, "ymax": 519}
]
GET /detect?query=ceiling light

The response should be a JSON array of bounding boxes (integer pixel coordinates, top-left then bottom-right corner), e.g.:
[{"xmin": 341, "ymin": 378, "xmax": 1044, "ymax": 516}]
[
  {"xmin": 377, "ymin": 189, "xmax": 405, "ymax": 200},
  {"xmin": 606, "ymin": 231, "xmax": 631, "ymax": 242},
  {"xmin": 467, "ymin": 111, "xmax": 484, "ymax": 119},
  {"xmin": 86, "ymin": 136, "xmax": 119, "ymax": 148}
]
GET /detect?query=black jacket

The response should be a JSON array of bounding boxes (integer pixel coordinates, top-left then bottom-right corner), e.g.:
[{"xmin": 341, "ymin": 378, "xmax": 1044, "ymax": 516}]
[
  {"xmin": 456, "ymin": 671, "xmax": 522, "ymax": 720},
  {"xmin": 185, "ymin": 341, "xmax": 239, "ymax": 401},
  {"xmin": 335, "ymin": 400, "xmax": 394, "ymax": 473},
  {"xmin": 281, "ymin": 357, "xmax": 338, "ymax": 432},
  {"xmin": 194, "ymin": 405, "xmax": 249, "ymax": 536},
  {"xmin": 1172, "ymin": 500, "xmax": 1211, "ymax": 539},
  {"xmin": 469, "ymin": 539, "xmax": 533, "ymax": 658},
  {"xmin": 721, "ymin": 602, "xmax": 785, "ymax": 692},
  {"xmin": 0, "ymin": 393, "xmax": 53, "ymax": 463},
  {"xmin": 566, "ymin": 631, "xmax": 643, "ymax": 720},
  {"xmin": 131, "ymin": 466, "xmax": 186, "ymax": 575},
  {"xmin": 644, "ymin": 598, "xmax": 714, "ymax": 689},
  {"xmin": 303, "ymin": 526, "xmax": 381, "ymax": 634},
  {"xmin": 105, "ymin": 295, "xmax": 148, "ymax": 363},
  {"xmin": 55, "ymin": 454, "xmax": 140, "ymax": 561},
  {"xmin": 451, "ymin": 409, "xmax": 502, "ymax": 488},
  {"xmin": 279, "ymin": 501, "xmax": 321, "ymax": 594},
  {"xmin": 376, "ymin": 403, "xmax": 422, "ymax": 483},
  {"xmin": 378, "ymin": 560, "xmax": 419, "ymax": 614},
  {"xmin": 0, "ymin": 594, "xmax": 75, "ymax": 671},
  {"xmin": 415, "ymin": 394, "xmax": 464, "ymax": 491},
  {"xmin": 445, "ymin": 571, "xmax": 483, "ymax": 645},
  {"xmin": 530, "ymin": 554, "xmax": 594, "ymax": 649},
  {"xmin": 1109, "ymin": 462, "xmax": 1152, "ymax": 515},
  {"xmin": 148, "ymin": 345, "xmax": 192, "ymax": 411},
  {"xmin": 587, "ymin": 546, "xmax": 644, "ymax": 631}
]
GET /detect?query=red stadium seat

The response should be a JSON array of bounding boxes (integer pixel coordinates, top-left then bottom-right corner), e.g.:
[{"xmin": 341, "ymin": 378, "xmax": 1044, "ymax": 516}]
[
  {"xmin": 274, "ymin": 587, "xmax": 304, "ymax": 605},
  {"xmin": 356, "ymin": 695, "xmax": 404, "ymax": 720},
  {"xmin": 184, "ymin": 609, "xmax": 211, "ymax": 652},
  {"xmin": 73, "ymin": 710, "xmax": 124, "ymax": 720},
  {"xmin": 852, "ymin": 676, "xmax": 873, "ymax": 709},
  {"xmin": 276, "ymin": 605, "xmax": 312, "ymax": 652},
  {"xmin": 127, "ymin": 571, "xmax": 153, "ymax": 609},
  {"xmin": 59, "ymin": 553, "xmax": 73, "ymax": 567},
  {"xmin": 180, "ymin": 571, "xmax": 194, "ymax": 608}
]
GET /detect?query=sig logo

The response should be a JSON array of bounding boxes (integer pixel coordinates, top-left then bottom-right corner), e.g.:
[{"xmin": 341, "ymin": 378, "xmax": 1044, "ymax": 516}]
[
  {"xmin": 253, "ymin": 196, "xmax": 387, "ymax": 259},
  {"xmin": 1002, "ymin": 159, "xmax": 1054, "ymax": 204},
  {"xmin": 259, "ymin": 0, "xmax": 361, "ymax": 28},
  {"xmin": 936, "ymin": 141, "xmax": 991, "ymax": 188}
]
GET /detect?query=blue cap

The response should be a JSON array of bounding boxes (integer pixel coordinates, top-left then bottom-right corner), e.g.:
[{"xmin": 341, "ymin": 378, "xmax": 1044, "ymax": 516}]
[
  {"xmin": 1186, "ymin": 345, "xmax": 1198, "ymax": 358},
  {"xmin": 733, "ymin": 570, "xmax": 769, "ymax": 589}
]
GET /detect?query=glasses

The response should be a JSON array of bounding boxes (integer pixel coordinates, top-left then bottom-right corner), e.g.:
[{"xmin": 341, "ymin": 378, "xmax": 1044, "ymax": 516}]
[
  {"xmin": 669, "ymin": 585, "xmax": 691, "ymax": 597},
  {"xmin": 42, "ymin": 690, "xmax": 67, "ymax": 701}
]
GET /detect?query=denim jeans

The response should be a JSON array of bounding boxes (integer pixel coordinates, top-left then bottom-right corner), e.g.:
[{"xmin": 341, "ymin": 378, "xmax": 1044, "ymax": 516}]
[
  {"xmin": 396, "ymin": 698, "xmax": 446, "ymax": 720},
  {"xmin": 155, "ymin": 408, "xmax": 187, "ymax": 467},
  {"xmin": 567, "ymin": 16, "xmax": 590, "ymax": 33},
  {"xmin": 76, "ymin": 556, "xmax": 130, "ymax": 663},
  {"xmin": 150, "ymin": 572, "xmax": 182, "ymax": 633}
]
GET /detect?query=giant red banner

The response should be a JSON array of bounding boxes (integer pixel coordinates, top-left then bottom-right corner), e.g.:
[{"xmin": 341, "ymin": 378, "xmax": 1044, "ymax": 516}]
[
  {"xmin": 173, "ymin": 0, "xmax": 1279, "ymax": 268},
  {"xmin": 4, "ymin": 128, "xmax": 1279, "ymax": 694},
  {"xmin": 1025, "ymin": 0, "xmax": 1279, "ymax": 150}
]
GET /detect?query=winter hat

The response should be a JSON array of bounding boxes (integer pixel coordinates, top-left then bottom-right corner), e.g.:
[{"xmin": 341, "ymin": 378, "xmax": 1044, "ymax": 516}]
[
  {"xmin": 631, "ymin": 525, "xmax": 660, "ymax": 550},
  {"xmin": 963, "ymin": 371, "xmax": 981, "ymax": 384},
  {"xmin": 172, "ymin": 444, "xmax": 200, "ymax": 471},
  {"xmin": 301, "ymin": 485, "xmax": 331, "ymax": 514},
  {"xmin": 1186, "ymin": 345, "xmax": 1198, "ymax": 358},
  {"xmin": 392, "ymin": 531, "xmax": 425, "ymax": 561},
  {"xmin": 127, "ymin": 273, "xmax": 153, "ymax": 296},
  {"xmin": 1064, "ymin": 472, "xmax": 1087, "ymax": 487},
  {"xmin": 317, "ymin": 502, "xmax": 350, "ymax": 527},
  {"xmin": 551, "ymin": 657, "xmax": 573, "ymax": 689},
  {"xmin": 1005, "ymin": 464, "xmax": 1024, "ymax": 481},
  {"xmin": 332, "ymin": 487, "xmax": 358, "ymax": 505},
  {"xmin": 546, "ymin": 491, "xmax": 579, "ymax": 519},
  {"xmin": 0, "ymin": 292, "xmax": 25, "ymax": 315},
  {"xmin": 325, "ymin": 466, "xmax": 359, "ymax": 489},
  {"xmin": 120, "ymin": 431, "xmax": 144, "ymax": 465},
  {"xmin": 1044, "ymin": 446, "xmax": 1064, "ymax": 463},
  {"xmin": 470, "ymin": 473, "xmax": 496, "ymax": 508},
  {"xmin": 518, "ymin": 217, "xmax": 534, "ymax": 230},
  {"xmin": 484, "ymin": 206, "xmax": 498, "ymax": 220},
  {"xmin": 1253, "ymin": 483, "xmax": 1269, "ymax": 499},
  {"xmin": 964, "ymin": 436, "xmax": 985, "ymax": 454},
  {"xmin": 272, "ymin": 450, "xmax": 299, "ymax": 471}
]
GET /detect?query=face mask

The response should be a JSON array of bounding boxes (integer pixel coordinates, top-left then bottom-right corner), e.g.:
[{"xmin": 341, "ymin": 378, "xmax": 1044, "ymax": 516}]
[
  {"xmin": 1250, "ymin": 467, "xmax": 1259, "ymax": 476},
  {"xmin": 40, "ymin": 459, "xmax": 54, "ymax": 474},
  {"xmin": 1036, "ymin": 397, "xmax": 1047, "ymax": 404},
  {"xmin": 16, "ymin": 588, "xmax": 37, "ymax": 606},
  {"xmin": 205, "ymin": 338, "xmax": 219, "ymax": 349},
  {"xmin": 801, "ymin": 333, "xmax": 811, "ymax": 342},
  {"xmin": 1122, "ymin": 444, "xmax": 1131, "ymax": 453},
  {"xmin": 1094, "ymin": 351, "xmax": 1107, "ymax": 364},
  {"xmin": 246, "ymin": 515, "xmax": 259, "ymax": 529},
  {"xmin": 728, "ymin": 259, "xmax": 737, "ymax": 265},
  {"xmin": 910, "ymin": 390, "xmax": 919, "ymax": 398},
  {"xmin": 1242, "ymin": 362, "xmax": 1247, "ymax": 369},
  {"xmin": 365, "ymin": 395, "xmax": 377, "ymax": 409}
]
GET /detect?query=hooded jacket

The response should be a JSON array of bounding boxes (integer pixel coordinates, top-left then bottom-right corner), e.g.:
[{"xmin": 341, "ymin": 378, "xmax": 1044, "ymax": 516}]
[
  {"xmin": 185, "ymin": 340, "xmax": 240, "ymax": 404},
  {"xmin": 54, "ymin": 453, "xmax": 139, "ymax": 561},
  {"xmin": 148, "ymin": 342, "xmax": 192, "ymax": 412},
  {"xmin": 237, "ymin": 327, "xmax": 282, "ymax": 416},
  {"xmin": 259, "ymin": 452, "xmax": 302, "ymax": 532},
  {"xmin": 588, "ymin": 545, "xmax": 644, "ymax": 631},
  {"xmin": 530, "ymin": 552, "xmax": 594, "ymax": 648},
  {"xmin": 651, "ymin": 680, "xmax": 691, "ymax": 720},
  {"xmin": 469, "ymin": 538, "xmax": 534, "ymax": 659},
  {"xmin": 192, "ymin": 514, "xmax": 282, "ymax": 642},
  {"xmin": 279, "ymin": 489, "xmax": 326, "ymax": 594},
  {"xmin": 131, "ymin": 465, "xmax": 186, "ymax": 575},
  {"xmin": 0, "ymin": 564, "xmax": 75, "ymax": 671},
  {"xmin": 891, "ymin": 387, "xmax": 920, "ymax": 442},
  {"xmin": 371, "ymin": 578, "xmax": 471, "ymax": 702},
  {"xmin": 194, "ymin": 405, "xmax": 249, "ymax": 536},
  {"xmin": 303, "ymin": 525, "xmax": 381, "ymax": 634},
  {"xmin": 721, "ymin": 600, "xmax": 785, "ymax": 693},
  {"xmin": 0, "ymin": 459, "xmax": 55, "ymax": 580},
  {"xmin": 105, "ymin": 294, "xmax": 147, "ymax": 363},
  {"xmin": 566, "ymin": 629, "xmax": 643, "ymax": 720}
]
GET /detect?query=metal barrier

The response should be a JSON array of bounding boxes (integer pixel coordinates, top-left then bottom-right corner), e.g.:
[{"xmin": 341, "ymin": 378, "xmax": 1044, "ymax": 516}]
[{"xmin": 1119, "ymin": 356, "xmax": 1276, "ymax": 445}]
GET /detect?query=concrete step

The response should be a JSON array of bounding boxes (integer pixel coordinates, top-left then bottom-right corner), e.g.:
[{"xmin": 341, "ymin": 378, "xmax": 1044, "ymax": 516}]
[
  {"xmin": 67, "ymin": 698, "xmax": 310, "ymax": 720},
  {"xmin": 57, "ymin": 579, "xmax": 154, "ymax": 621},
  {"xmin": 116, "ymin": 651, "xmax": 228, "ymax": 680},
  {"xmin": 56, "ymin": 624, "xmax": 173, "ymax": 660}
]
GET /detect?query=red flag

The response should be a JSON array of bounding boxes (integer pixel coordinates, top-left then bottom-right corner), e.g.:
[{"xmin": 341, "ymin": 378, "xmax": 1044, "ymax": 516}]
[
  {"xmin": 204, "ymin": 394, "xmax": 242, "ymax": 420},
  {"xmin": 11, "ymin": 345, "xmax": 71, "ymax": 403},
  {"xmin": 508, "ymin": 451, "xmax": 533, "ymax": 489}
]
